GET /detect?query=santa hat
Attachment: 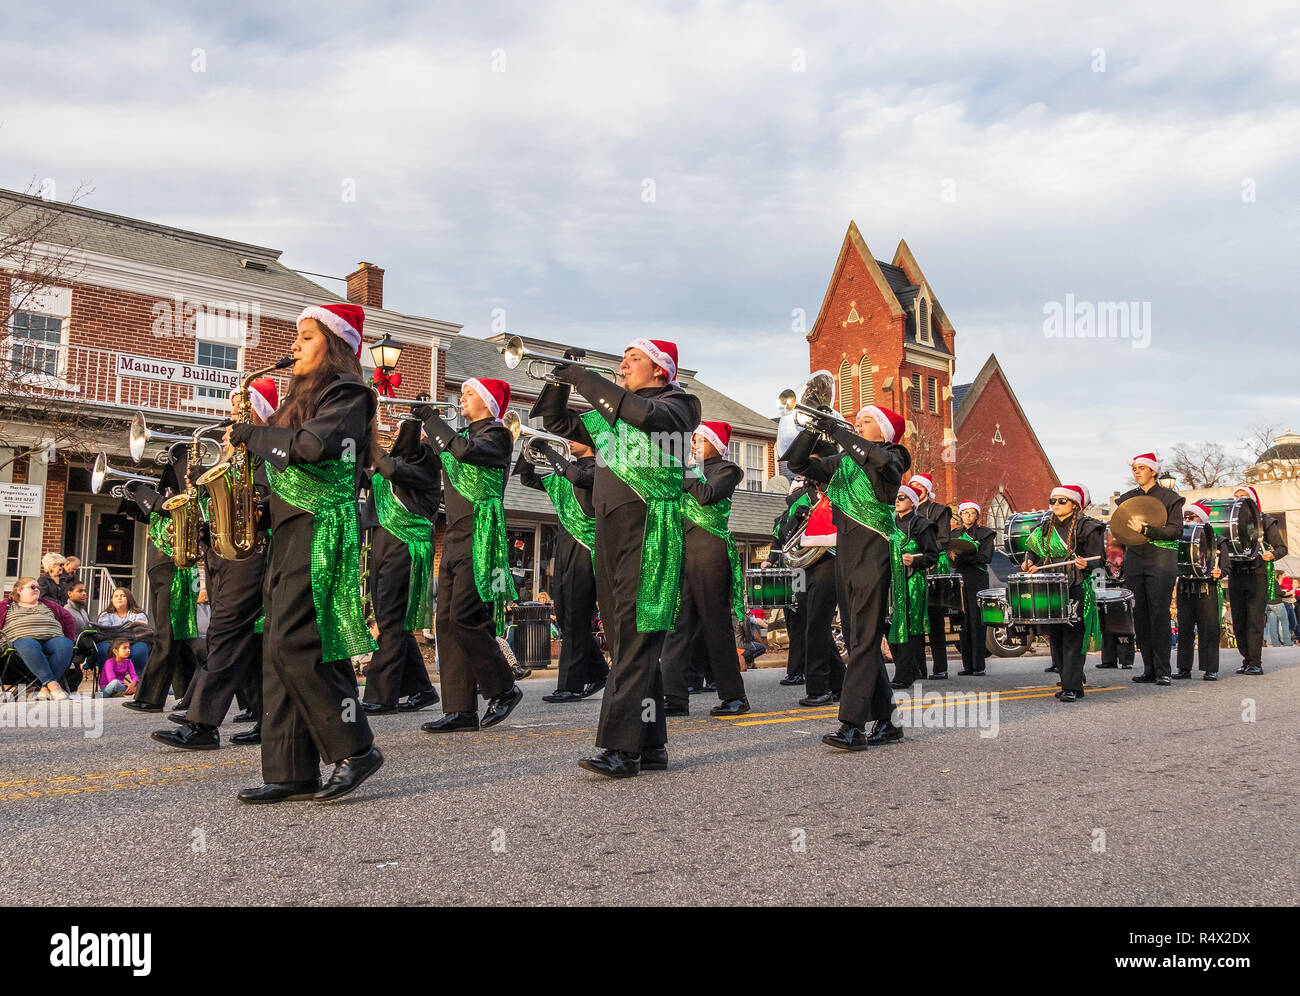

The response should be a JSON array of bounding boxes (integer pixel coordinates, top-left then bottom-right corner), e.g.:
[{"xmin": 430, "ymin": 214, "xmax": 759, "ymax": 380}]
[
  {"xmin": 464, "ymin": 377, "xmax": 511, "ymax": 420},
  {"xmin": 1078, "ymin": 484, "xmax": 1093, "ymax": 508},
  {"xmin": 857, "ymin": 404, "xmax": 906, "ymax": 444},
  {"xmin": 959, "ymin": 500, "xmax": 981, "ymax": 515},
  {"xmin": 1050, "ymin": 484, "xmax": 1086, "ymax": 507},
  {"xmin": 897, "ymin": 484, "xmax": 921, "ymax": 507},
  {"xmin": 800, "ymin": 493, "xmax": 837, "ymax": 547},
  {"xmin": 297, "ymin": 303, "xmax": 365, "ymax": 359},
  {"xmin": 1131, "ymin": 452, "xmax": 1160, "ymax": 473},
  {"xmin": 248, "ymin": 377, "xmax": 279, "ymax": 421},
  {"xmin": 1234, "ymin": 484, "xmax": 1262, "ymax": 510},
  {"xmin": 694, "ymin": 421, "xmax": 731, "ymax": 455},
  {"xmin": 1186, "ymin": 502, "xmax": 1211, "ymax": 524},
  {"xmin": 627, "ymin": 338, "xmax": 679, "ymax": 386},
  {"xmin": 909, "ymin": 473, "xmax": 934, "ymax": 495}
]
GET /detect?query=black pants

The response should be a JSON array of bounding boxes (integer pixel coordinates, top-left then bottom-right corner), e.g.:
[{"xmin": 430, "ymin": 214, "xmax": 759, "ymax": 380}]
[
  {"xmin": 1228, "ymin": 571, "xmax": 1267, "ymax": 669},
  {"xmin": 1102, "ymin": 632, "xmax": 1134, "ymax": 667},
  {"xmin": 925, "ymin": 604, "xmax": 946, "ymax": 676},
  {"xmin": 836, "ymin": 537, "xmax": 895, "ymax": 730},
  {"xmin": 553, "ymin": 533, "xmax": 606, "ymax": 694},
  {"xmin": 135, "ymin": 564, "xmax": 197, "ymax": 708},
  {"xmin": 185, "ymin": 548, "xmax": 265, "ymax": 728},
  {"xmin": 435, "ymin": 532, "xmax": 513, "ymax": 714},
  {"xmin": 594, "ymin": 502, "xmax": 668, "ymax": 754},
  {"xmin": 1124, "ymin": 547, "xmax": 1177, "ymax": 679},
  {"xmin": 261, "ymin": 513, "xmax": 372, "ymax": 784},
  {"xmin": 662, "ymin": 528, "xmax": 744, "ymax": 708},
  {"xmin": 1176, "ymin": 581, "xmax": 1220, "ymax": 674},
  {"xmin": 784, "ymin": 595, "xmax": 806, "ymax": 678},
  {"xmin": 956, "ymin": 567, "xmax": 987, "ymax": 673},
  {"xmin": 364, "ymin": 527, "xmax": 434, "ymax": 706},
  {"xmin": 889, "ymin": 634, "xmax": 926, "ymax": 685},
  {"xmin": 801, "ymin": 555, "xmax": 843, "ymax": 696},
  {"xmin": 1049, "ymin": 612, "xmax": 1087, "ymax": 693}
]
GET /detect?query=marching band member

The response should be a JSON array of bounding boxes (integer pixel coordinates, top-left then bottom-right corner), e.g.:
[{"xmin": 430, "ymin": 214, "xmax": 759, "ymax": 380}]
[
  {"xmin": 950, "ymin": 501, "xmax": 996, "ymax": 677},
  {"xmin": 151, "ymin": 377, "xmax": 278, "ymax": 749},
  {"xmin": 417, "ymin": 377, "xmax": 523, "ymax": 731},
  {"xmin": 513, "ymin": 438, "xmax": 608, "ymax": 703},
  {"xmin": 662, "ymin": 421, "xmax": 747, "ymax": 718},
  {"xmin": 1174, "ymin": 502, "xmax": 1224, "ymax": 681},
  {"xmin": 1021, "ymin": 484, "xmax": 1105, "ymax": 703},
  {"xmin": 1225, "ymin": 484, "xmax": 1288, "ymax": 676},
  {"xmin": 230, "ymin": 304, "xmax": 384, "ymax": 803},
  {"xmin": 785, "ymin": 404, "xmax": 910, "ymax": 751},
  {"xmin": 1117, "ymin": 453, "xmax": 1183, "ymax": 687},
  {"xmin": 888, "ymin": 483, "xmax": 940, "ymax": 689},
  {"xmin": 360, "ymin": 413, "xmax": 442, "ymax": 715},
  {"xmin": 910, "ymin": 473, "xmax": 952, "ymax": 679},
  {"xmin": 538, "ymin": 339, "xmax": 700, "ymax": 778},
  {"xmin": 1096, "ymin": 529, "xmax": 1135, "ymax": 670},
  {"xmin": 767, "ymin": 479, "xmax": 814, "ymax": 687}
]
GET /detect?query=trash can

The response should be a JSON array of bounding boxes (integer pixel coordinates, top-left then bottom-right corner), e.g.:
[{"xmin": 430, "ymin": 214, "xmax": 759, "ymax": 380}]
[{"xmin": 510, "ymin": 602, "xmax": 553, "ymax": 670}]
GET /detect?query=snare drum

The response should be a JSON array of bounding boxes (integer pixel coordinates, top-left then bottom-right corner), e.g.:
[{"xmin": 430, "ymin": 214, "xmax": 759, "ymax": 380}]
[
  {"xmin": 1003, "ymin": 511, "xmax": 1051, "ymax": 557},
  {"xmin": 976, "ymin": 588, "xmax": 1009, "ymax": 626},
  {"xmin": 1006, "ymin": 572, "xmax": 1071, "ymax": 625},
  {"xmin": 745, "ymin": 568, "xmax": 796, "ymax": 609},
  {"xmin": 926, "ymin": 573, "xmax": 964, "ymax": 615},
  {"xmin": 1177, "ymin": 522, "xmax": 1214, "ymax": 578},
  {"xmin": 1199, "ymin": 497, "xmax": 1260, "ymax": 559},
  {"xmin": 1095, "ymin": 586, "xmax": 1135, "ymax": 636}
]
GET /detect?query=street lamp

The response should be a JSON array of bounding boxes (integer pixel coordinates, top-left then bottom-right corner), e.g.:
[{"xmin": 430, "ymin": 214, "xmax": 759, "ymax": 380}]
[
  {"xmin": 369, "ymin": 333, "xmax": 404, "ymax": 397},
  {"xmin": 1158, "ymin": 471, "xmax": 1176, "ymax": 490}
]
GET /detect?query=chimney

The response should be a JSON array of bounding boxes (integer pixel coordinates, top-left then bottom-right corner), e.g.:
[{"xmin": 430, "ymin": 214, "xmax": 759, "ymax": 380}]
[{"xmin": 346, "ymin": 261, "xmax": 384, "ymax": 309}]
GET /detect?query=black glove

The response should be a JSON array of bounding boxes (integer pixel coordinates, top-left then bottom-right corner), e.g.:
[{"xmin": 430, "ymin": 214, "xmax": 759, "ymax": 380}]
[
  {"xmin": 562, "ymin": 347, "xmax": 587, "ymax": 361},
  {"xmin": 409, "ymin": 392, "xmax": 434, "ymax": 423},
  {"xmin": 391, "ymin": 417, "xmax": 423, "ymax": 460},
  {"xmin": 130, "ymin": 483, "xmax": 162, "ymax": 513},
  {"xmin": 551, "ymin": 363, "xmax": 587, "ymax": 386},
  {"xmin": 228, "ymin": 423, "xmax": 254, "ymax": 447}
]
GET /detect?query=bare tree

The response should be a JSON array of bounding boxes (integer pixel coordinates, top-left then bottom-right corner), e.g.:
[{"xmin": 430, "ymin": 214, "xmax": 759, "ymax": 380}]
[
  {"xmin": 1166, "ymin": 441, "xmax": 1246, "ymax": 489},
  {"xmin": 1240, "ymin": 423, "xmax": 1283, "ymax": 464}
]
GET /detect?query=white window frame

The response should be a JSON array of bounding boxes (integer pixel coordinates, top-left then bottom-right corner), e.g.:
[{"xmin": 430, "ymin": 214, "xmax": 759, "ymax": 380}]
[
  {"xmin": 189, "ymin": 308, "xmax": 247, "ymax": 411},
  {"xmin": 6, "ymin": 283, "xmax": 74, "ymax": 389}
]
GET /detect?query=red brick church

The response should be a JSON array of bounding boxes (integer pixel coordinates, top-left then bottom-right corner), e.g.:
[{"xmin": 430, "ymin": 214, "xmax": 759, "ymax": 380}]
[{"xmin": 805, "ymin": 221, "xmax": 1057, "ymax": 530}]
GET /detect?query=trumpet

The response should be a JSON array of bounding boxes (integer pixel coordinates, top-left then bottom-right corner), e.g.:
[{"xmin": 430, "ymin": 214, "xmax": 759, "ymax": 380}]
[
  {"xmin": 375, "ymin": 395, "xmax": 459, "ymax": 422},
  {"xmin": 129, "ymin": 412, "xmax": 225, "ymax": 465},
  {"xmin": 91, "ymin": 452, "xmax": 158, "ymax": 498},
  {"xmin": 499, "ymin": 335, "xmax": 619, "ymax": 384},
  {"xmin": 502, "ymin": 411, "xmax": 573, "ymax": 465}
]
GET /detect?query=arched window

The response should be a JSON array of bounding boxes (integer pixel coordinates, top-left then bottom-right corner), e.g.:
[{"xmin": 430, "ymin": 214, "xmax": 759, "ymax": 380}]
[
  {"xmin": 917, "ymin": 297, "xmax": 932, "ymax": 346},
  {"xmin": 857, "ymin": 355, "xmax": 873, "ymax": 408},
  {"xmin": 988, "ymin": 492, "xmax": 1012, "ymax": 531},
  {"xmin": 838, "ymin": 359, "xmax": 852, "ymax": 415}
]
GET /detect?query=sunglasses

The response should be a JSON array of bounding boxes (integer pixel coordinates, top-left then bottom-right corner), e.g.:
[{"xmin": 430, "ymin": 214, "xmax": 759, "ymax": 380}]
[{"xmin": 1048, "ymin": 497, "xmax": 1074, "ymax": 506}]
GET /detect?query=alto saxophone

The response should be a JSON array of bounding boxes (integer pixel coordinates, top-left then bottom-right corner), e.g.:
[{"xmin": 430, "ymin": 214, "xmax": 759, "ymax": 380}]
[
  {"xmin": 160, "ymin": 423, "xmax": 225, "ymax": 568},
  {"xmin": 197, "ymin": 358, "xmax": 291, "ymax": 560}
]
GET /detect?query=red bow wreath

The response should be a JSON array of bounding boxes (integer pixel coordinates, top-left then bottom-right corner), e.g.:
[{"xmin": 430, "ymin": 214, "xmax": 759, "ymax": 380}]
[{"xmin": 372, "ymin": 367, "xmax": 402, "ymax": 397}]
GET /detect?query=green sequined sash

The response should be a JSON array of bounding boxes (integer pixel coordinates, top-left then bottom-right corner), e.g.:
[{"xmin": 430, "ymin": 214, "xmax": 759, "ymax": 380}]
[
  {"xmin": 438, "ymin": 447, "xmax": 516, "ymax": 636},
  {"xmin": 1149, "ymin": 538, "xmax": 1179, "ymax": 552},
  {"xmin": 580, "ymin": 410, "xmax": 684, "ymax": 633},
  {"xmin": 540, "ymin": 472, "xmax": 597, "ymax": 560},
  {"xmin": 682, "ymin": 477, "xmax": 745, "ymax": 625},
  {"xmin": 1027, "ymin": 521, "xmax": 1100, "ymax": 651},
  {"xmin": 148, "ymin": 512, "xmax": 198, "ymax": 640},
  {"xmin": 898, "ymin": 531, "xmax": 929, "ymax": 640},
  {"xmin": 265, "ymin": 459, "xmax": 376, "ymax": 661},
  {"xmin": 371, "ymin": 475, "xmax": 434, "ymax": 632}
]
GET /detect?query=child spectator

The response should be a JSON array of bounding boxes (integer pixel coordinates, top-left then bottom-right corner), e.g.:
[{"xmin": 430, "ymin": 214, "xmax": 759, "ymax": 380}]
[{"xmin": 101, "ymin": 638, "xmax": 140, "ymax": 698}]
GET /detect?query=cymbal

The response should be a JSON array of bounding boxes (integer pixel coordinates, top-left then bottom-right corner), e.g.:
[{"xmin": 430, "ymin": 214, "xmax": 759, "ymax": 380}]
[
  {"xmin": 947, "ymin": 536, "xmax": 977, "ymax": 557},
  {"xmin": 1110, "ymin": 495, "xmax": 1167, "ymax": 546}
]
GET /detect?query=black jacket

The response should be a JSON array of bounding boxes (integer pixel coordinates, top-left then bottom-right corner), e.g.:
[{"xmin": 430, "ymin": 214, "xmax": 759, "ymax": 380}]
[
  {"xmin": 769, "ymin": 481, "xmax": 819, "ymax": 566},
  {"xmin": 683, "ymin": 456, "xmax": 743, "ymax": 536},
  {"xmin": 1024, "ymin": 514, "xmax": 1107, "ymax": 587},
  {"xmin": 421, "ymin": 414, "xmax": 512, "ymax": 534},
  {"xmin": 515, "ymin": 447, "xmax": 597, "ymax": 519},
  {"xmin": 917, "ymin": 497, "xmax": 953, "ymax": 550},
  {"xmin": 365, "ymin": 417, "xmax": 441, "ymax": 526},
  {"xmin": 896, "ymin": 512, "xmax": 940, "ymax": 573}
]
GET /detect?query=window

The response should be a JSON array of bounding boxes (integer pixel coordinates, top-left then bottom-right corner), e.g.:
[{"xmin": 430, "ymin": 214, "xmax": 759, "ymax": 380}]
[
  {"xmin": 5, "ymin": 516, "xmax": 23, "ymax": 578},
  {"xmin": 745, "ymin": 442, "xmax": 766, "ymax": 491},
  {"xmin": 988, "ymin": 492, "xmax": 1012, "ymax": 532},
  {"xmin": 857, "ymin": 355, "xmax": 873, "ymax": 408},
  {"xmin": 910, "ymin": 372, "xmax": 922, "ymax": 411},
  {"xmin": 195, "ymin": 340, "xmax": 239, "ymax": 402},
  {"xmin": 917, "ymin": 297, "xmax": 932, "ymax": 346},
  {"xmin": 837, "ymin": 360, "xmax": 852, "ymax": 415},
  {"xmin": 927, "ymin": 376, "xmax": 938, "ymax": 414},
  {"xmin": 9, "ymin": 311, "xmax": 65, "ymax": 378}
]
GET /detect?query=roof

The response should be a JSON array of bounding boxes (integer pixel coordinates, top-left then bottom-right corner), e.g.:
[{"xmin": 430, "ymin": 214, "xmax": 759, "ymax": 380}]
[
  {"xmin": 953, "ymin": 353, "xmax": 1059, "ymax": 481},
  {"xmin": 952, "ymin": 382, "xmax": 972, "ymax": 410}
]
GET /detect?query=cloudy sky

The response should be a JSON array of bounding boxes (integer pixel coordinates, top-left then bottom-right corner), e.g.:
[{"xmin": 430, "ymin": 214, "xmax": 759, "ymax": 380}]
[{"xmin": 3, "ymin": 1, "xmax": 1297, "ymax": 496}]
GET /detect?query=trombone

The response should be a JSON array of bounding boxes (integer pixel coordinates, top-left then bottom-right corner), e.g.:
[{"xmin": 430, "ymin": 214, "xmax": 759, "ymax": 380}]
[
  {"xmin": 499, "ymin": 335, "xmax": 619, "ymax": 384},
  {"xmin": 129, "ymin": 412, "xmax": 225, "ymax": 465},
  {"xmin": 502, "ymin": 411, "xmax": 573, "ymax": 465}
]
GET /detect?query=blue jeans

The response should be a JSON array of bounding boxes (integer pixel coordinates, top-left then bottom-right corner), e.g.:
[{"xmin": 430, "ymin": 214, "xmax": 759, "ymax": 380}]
[
  {"xmin": 95, "ymin": 641, "xmax": 149, "ymax": 671},
  {"xmin": 11, "ymin": 636, "xmax": 74, "ymax": 685},
  {"xmin": 1265, "ymin": 603, "xmax": 1291, "ymax": 647},
  {"xmin": 102, "ymin": 679, "xmax": 128, "ymax": 697}
]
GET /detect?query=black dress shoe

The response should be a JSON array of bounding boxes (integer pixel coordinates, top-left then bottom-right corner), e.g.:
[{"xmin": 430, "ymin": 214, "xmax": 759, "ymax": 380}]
[
  {"xmin": 480, "ymin": 684, "xmax": 523, "ymax": 728},
  {"xmin": 799, "ymin": 693, "xmax": 835, "ymax": 707},
  {"xmin": 664, "ymin": 701, "xmax": 690, "ymax": 717},
  {"xmin": 1173, "ymin": 671, "xmax": 1192, "ymax": 680},
  {"xmin": 542, "ymin": 689, "xmax": 585, "ymax": 703},
  {"xmin": 1057, "ymin": 690, "xmax": 1079, "ymax": 703},
  {"xmin": 1203, "ymin": 672, "xmax": 1218, "ymax": 681},
  {"xmin": 398, "ymin": 687, "xmax": 441, "ymax": 712},
  {"xmin": 1120, "ymin": 663, "xmax": 1134, "ymax": 669},
  {"xmin": 231, "ymin": 726, "xmax": 261, "ymax": 745},
  {"xmin": 314, "ymin": 745, "xmax": 384, "ymax": 802},
  {"xmin": 1132, "ymin": 674, "xmax": 1156, "ymax": 683},
  {"xmin": 702, "ymin": 681, "xmax": 717, "ymax": 693},
  {"xmin": 822, "ymin": 723, "xmax": 869, "ymax": 751},
  {"xmin": 581, "ymin": 678, "xmax": 606, "ymax": 697},
  {"xmin": 122, "ymin": 700, "xmax": 164, "ymax": 713},
  {"xmin": 639, "ymin": 745, "xmax": 668, "ymax": 771},
  {"xmin": 1155, "ymin": 676, "xmax": 1172, "ymax": 686},
  {"xmin": 1095, "ymin": 662, "xmax": 1118, "ymax": 669},
  {"xmin": 779, "ymin": 674, "xmax": 806, "ymax": 686},
  {"xmin": 930, "ymin": 672, "xmax": 949, "ymax": 680},
  {"xmin": 957, "ymin": 668, "xmax": 976, "ymax": 676},
  {"xmin": 167, "ymin": 711, "xmax": 187, "ymax": 725},
  {"xmin": 1236, "ymin": 664, "xmax": 1250, "ymax": 674},
  {"xmin": 867, "ymin": 718, "xmax": 905, "ymax": 746},
  {"xmin": 151, "ymin": 722, "xmax": 220, "ymax": 750},
  {"xmin": 421, "ymin": 711, "xmax": 480, "ymax": 733},
  {"xmin": 1043, "ymin": 664, "xmax": 1060, "ymax": 673},
  {"xmin": 1242, "ymin": 665, "xmax": 1263, "ymax": 675},
  {"xmin": 511, "ymin": 664, "xmax": 533, "ymax": 681},
  {"xmin": 709, "ymin": 698, "xmax": 750, "ymax": 717},
  {"xmin": 578, "ymin": 749, "xmax": 640, "ymax": 778},
  {"xmin": 686, "ymin": 684, "xmax": 704, "ymax": 695},
  {"xmin": 361, "ymin": 701, "xmax": 397, "ymax": 715},
  {"xmin": 890, "ymin": 679, "xmax": 913, "ymax": 689},
  {"xmin": 232, "ymin": 709, "xmax": 257, "ymax": 723},
  {"xmin": 972, "ymin": 669, "xmax": 987, "ymax": 676},
  {"xmin": 238, "ymin": 779, "xmax": 320, "ymax": 805}
]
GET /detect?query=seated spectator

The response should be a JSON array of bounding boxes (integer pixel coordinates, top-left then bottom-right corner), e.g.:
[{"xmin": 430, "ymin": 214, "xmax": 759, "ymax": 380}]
[
  {"xmin": 738, "ymin": 611, "xmax": 768, "ymax": 670},
  {"xmin": 61, "ymin": 555, "xmax": 82, "ymax": 596},
  {"xmin": 64, "ymin": 580, "xmax": 93, "ymax": 633},
  {"xmin": 37, "ymin": 553, "xmax": 69, "ymax": 605},
  {"xmin": 94, "ymin": 587, "xmax": 152, "ymax": 669},
  {"xmin": 0, "ymin": 577, "xmax": 78, "ymax": 700},
  {"xmin": 100, "ymin": 637, "xmax": 141, "ymax": 698}
]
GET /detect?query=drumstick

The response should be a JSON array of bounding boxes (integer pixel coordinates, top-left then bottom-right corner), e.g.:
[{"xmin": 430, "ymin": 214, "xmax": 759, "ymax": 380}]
[{"xmin": 1030, "ymin": 554, "xmax": 1103, "ymax": 570}]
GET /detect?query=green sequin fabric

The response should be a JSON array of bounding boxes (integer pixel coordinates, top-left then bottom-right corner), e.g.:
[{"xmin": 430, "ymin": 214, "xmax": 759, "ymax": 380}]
[
  {"xmin": 897, "ymin": 530, "xmax": 929, "ymax": 641},
  {"xmin": 1027, "ymin": 520, "xmax": 1100, "ymax": 651},
  {"xmin": 682, "ymin": 472, "xmax": 745, "ymax": 625},
  {"xmin": 371, "ymin": 474, "xmax": 434, "ymax": 632},
  {"xmin": 147, "ymin": 512, "xmax": 198, "ymax": 640},
  {"xmin": 438, "ymin": 447, "xmax": 516, "ymax": 637},
  {"xmin": 265, "ymin": 459, "xmax": 377, "ymax": 661},
  {"xmin": 581, "ymin": 410, "xmax": 684, "ymax": 633},
  {"xmin": 540, "ymin": 471, "xmax": 597, "ymax": 561}
]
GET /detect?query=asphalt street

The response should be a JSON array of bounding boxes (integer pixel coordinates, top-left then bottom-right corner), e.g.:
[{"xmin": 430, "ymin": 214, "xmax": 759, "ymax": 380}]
[{"xmin": 3, "ymin": 648, "xmax": 1297, "ymax": 906}]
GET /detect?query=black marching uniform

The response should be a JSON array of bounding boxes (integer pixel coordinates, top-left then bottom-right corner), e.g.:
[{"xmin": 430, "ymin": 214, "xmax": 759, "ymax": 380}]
[
  {"xmin": 662, "ymin": 453, "xmax": 745, "ymax": 714},
  {"xmin": 1175, "ymin": 535, "xmax": 1224, "ymax": 679},
  {"xmin": 951, "ymin": 523, "xmax": 996, "ymax": 675},
  {"xmin": 1098, "ymin": 553, "xmax": 1136, "ymax": 669},
  {"xmin": 917, "ymin": 495, "xmax": 952, "ymax": 677},
  {"xmin": 1024, "ymin": 513, "xmax": 1106, "ymax": 697},
  {"xmin": 889, "ymin": 509, "xmax": 940, "ymax": 687},
  {"xmin": 771, "ymin": 486, "xmax": 842, "ymax": 698},
  {"xmin": 515, "ymin": 447, "xmax": 607, "ymax": 699},
  {"xmin": 1226, "ymin": 511, "xmax": 1288, "ymax": 675},
  {"xmin": 1117, "ymin": 483, "xmax": 1184, "ymax": 682},
  {"xmin": 538, "ymin": 370, "xmax": 700, "ymax": 764},
  {"xmin": 362, "ymin": 418, "xmax": 441, "ymax": 710}
]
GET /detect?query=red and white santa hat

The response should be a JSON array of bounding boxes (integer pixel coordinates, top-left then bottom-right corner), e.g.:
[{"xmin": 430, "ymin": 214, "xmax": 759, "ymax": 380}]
[
  {"xmin": 1131, "ymin": 452, "xmax": 1160, "ymax": 473},
  {"xmin": 1050, "ymin": 484, "xmax": 1086, "ymax": 507},
  {"xmin": 297, "ymin": 303, "xmax": 365, "ymax": 359},
  {"xmin": 857, "ymin": 404, "xmax": 906, "ymax": 444},
  {"xmin": 959, "ymin": 500, "xmax": 981, "ymax": 515},
  {"xmin": 897, "ymin": 484, "xmax": 922, "ymax": 506},
  {"xmin": 1186, "ymin": 501, "xmax": 1212, "ymax": 524},
  {"xmin": 908, "ymin": 472, "xmax": 934, "ymax": 495},
  {"xmin": 1234, "ymin": 484, "xmax": 1262, "ymax": 510},
  {"xmin": 627, "ymin": 338, "xmax": 679, "ymax": 386},
  {"xmin": 248, "ymin": 377, "xmax": 279, "ymax": 421},
  {"xmin": 801, "ymin": 492, "xmax": 837, "ymax": 547},
  {"xmin": 464, "ymin": 377, "xmax": 511, "ymax": 420},
  {"xmin": 694, "ymin": 421, "xmax": 731, "ymax": 455}
]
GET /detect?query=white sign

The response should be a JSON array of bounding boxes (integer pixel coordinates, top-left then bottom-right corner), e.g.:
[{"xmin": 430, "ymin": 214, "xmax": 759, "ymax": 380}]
[
  {"xmin": 0, "ymin": 483, "xmax": 44, "ymax": 516},
  {"xmin": 117, "ymin": 354, "xmax": 241, "ymax": 392}
]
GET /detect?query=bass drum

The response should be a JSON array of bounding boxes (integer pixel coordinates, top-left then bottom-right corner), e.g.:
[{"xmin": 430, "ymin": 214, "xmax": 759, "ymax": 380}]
[
  {"xmin": 926, "ymin": 573, "xmax": 964, "ymax": 615},
  {"xmin": 1199, "ymin": 496, "xmax": 1260, "ymax": 559},
  {"xmin": 1095, "ymin": 587, "xmax": 1136, "ymax": 636},
  {"xmin": 1177, "ymin": 522, "xmax": 1214, "ymax": 578},
  {"xmin": 1003, "ymin": 511, "xmax": 1051, "ymax": 558}
]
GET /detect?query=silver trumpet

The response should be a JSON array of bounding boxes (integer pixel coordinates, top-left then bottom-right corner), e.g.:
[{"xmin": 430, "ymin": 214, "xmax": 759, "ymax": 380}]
[
  {"xmin": 129, "ymin": 412, "xmax": 225, "ymax": 465},
  {"xmin": 499, "ymin": 335, "xmax": 619, "ymax": 384},
  {"xmin": 375, "ymin": 395, "xmax": 459, "ymax": 422},
  {"xmin": 91, "ymin": 452, "xmax": 158, "ymax": 498},
  {"xmin": 777, "ymin": 370, "xmax": 852, "ymax": 443},
  {"xmin": 502, "ymin": 411, "xmax": 573, "ymax": 465}
]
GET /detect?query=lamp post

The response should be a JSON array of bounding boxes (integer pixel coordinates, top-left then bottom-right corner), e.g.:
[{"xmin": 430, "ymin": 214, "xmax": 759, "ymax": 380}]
[
  {"xmin": 369, "ymin": 333, "xmax": 403, "ymax": 397},
  {"xmin": 1158, "ymin": 471, "xmax": 1176, "ymax": 491}
]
